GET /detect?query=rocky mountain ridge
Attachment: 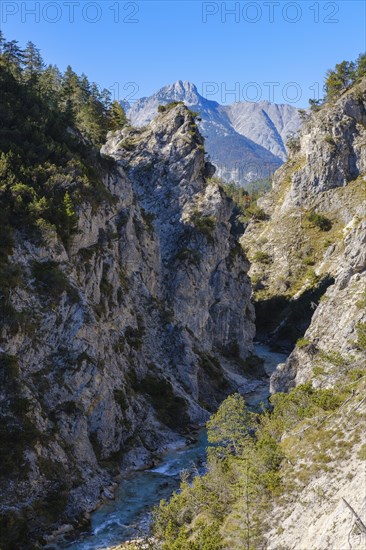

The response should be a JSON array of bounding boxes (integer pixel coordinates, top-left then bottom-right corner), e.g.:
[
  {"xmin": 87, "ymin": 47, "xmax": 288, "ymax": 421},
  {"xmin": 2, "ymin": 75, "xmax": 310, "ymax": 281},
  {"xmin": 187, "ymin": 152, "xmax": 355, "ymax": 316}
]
[
  {"xmin": 0, "ymin": 104, "xmax": 257, "ymax": 547},
  {"xmin": 124, "ymin": 80, "xmax": 302, "ymax": 185}
]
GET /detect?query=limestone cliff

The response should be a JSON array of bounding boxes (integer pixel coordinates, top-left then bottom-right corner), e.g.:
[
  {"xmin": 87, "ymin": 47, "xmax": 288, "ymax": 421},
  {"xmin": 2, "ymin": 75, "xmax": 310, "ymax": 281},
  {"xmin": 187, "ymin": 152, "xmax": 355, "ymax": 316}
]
[
  {"xmin": 0, "ymin": 104, "xmax": 255, "ymax": 546},
  {"xmin": 244, "ymin": 79, "xmax": 366, "ymax": 391},
  {"xmin": 243, "ymin": 79, "xmax": 366, "ymax": 550}
]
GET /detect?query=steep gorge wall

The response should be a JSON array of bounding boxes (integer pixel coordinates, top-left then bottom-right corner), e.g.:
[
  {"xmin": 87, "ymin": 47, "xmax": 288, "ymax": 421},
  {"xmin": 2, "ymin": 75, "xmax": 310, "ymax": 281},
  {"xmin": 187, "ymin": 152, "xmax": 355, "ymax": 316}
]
[
  {"xmin": 245, "ymin": 80, "xmax": 366, "ymax": 391},
  {"xmin": 0, "ymin": 105, "xmax": 255, "ymax": 545},
  {"xmin": 243, "ymin": 79, "xmax": 366, "ymax": 549}
]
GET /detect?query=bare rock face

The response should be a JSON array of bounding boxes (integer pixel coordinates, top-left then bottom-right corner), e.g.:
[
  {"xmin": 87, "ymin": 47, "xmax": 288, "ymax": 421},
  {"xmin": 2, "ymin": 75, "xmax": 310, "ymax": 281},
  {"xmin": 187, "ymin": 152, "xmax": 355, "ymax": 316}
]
[
  {"xmin": 283, "ymin": 81, "xmax": 366, "ymax": 206},
  {"xmin": 0, "ymin": 104, "xmax": 255, "ymax": 543},
  {"xmin": 271, "ymin": 219, "xmax": 366, "ymax": 393},
  {"xmin": 244, "ymin": 79, "xmax": 366, "ymax": 393}
]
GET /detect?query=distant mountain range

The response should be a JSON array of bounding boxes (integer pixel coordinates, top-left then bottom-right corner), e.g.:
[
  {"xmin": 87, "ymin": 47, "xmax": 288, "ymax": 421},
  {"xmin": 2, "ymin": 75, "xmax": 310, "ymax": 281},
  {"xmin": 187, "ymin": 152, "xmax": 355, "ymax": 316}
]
[{"xmin": 123, "ymin": 81, "xmax": 302, "ymax": 186}]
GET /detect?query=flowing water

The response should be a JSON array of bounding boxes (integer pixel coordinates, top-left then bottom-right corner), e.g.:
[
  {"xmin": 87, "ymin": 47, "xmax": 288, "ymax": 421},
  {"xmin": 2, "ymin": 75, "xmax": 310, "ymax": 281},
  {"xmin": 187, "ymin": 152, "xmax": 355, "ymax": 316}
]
[
  {"xmin": 62, "ymin": 430, "xmax": 208, "ymax": 550},
  {"xmin": 61, "ymin": 343, "xmax": 288, "ymax": 550}
]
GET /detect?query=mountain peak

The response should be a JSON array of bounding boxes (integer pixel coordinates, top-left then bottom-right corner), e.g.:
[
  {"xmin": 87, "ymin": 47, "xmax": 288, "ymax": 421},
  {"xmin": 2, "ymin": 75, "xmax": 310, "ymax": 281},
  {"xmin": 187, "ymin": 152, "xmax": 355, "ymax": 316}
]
[
  {"xmin": 172, "ymin": 80, "xmax": 198, "ymax": 93},
  {"xmin": 125, "ymin": 82, "xmax": 302, "ymax": 181},
  {"xmin": 156, "ymin": 80, "xmax": 200, "ymax": 104}
]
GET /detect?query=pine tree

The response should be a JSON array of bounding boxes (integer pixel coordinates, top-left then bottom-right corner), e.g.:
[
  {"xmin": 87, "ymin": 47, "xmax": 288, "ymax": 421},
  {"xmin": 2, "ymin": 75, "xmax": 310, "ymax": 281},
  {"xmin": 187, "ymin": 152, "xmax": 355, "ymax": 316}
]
[
  {"xmin": 1, "ymin": 39, "xmax": 24, "ymax": 78},
  {"xmin": 356, "ymin": 53, "xmax": 366, "ymax": 80},
  {"xmin": 100, "ymin": 88, "xmax": 112, "ymax": 112},
  {"xmin": 39, "ymin": 65, "xmax": 63, "ymax": 107},
  {"xmin": 79, "ymin": 74, "xmax": 91, "ymax": 102},
  {"xmin": 207, "ymin": 393, "xmax": 256, "ymax": 458},
  {"xmin": 325, "ymin": 60, "xmax": 356, "ymax": 100},
  {"xmin": 63, "ymin": 191, "xmax": 78, "ymax": 237},
  {"xmin": 309, "ymin": 98, "xmax": 323, "ymax": 112},
  {"xmin": 3, "ymin": 39, "xmax": 24, "ymax": 65},
  {"xmin": 108, "ymin": 100, "xmax": 128, "ymax": 130},
  {"xmin": 23, "ymin": 41, "xmax": 44, "ymax": 82},
  {"xmin": 62, "ymin": 65, "xmax": 80, "ymax": 105},
  {"xmin": 61, "ymin": 66, "xmax": 80, "ymax": 123}
]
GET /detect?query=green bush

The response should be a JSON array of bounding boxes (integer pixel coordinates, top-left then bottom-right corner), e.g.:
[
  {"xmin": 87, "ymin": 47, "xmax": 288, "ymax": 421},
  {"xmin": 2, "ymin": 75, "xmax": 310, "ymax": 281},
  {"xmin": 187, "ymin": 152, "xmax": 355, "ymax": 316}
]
[
  {"xmin": 124, "ymin": 317, "xmax": 145, "ymax": 350},
  {"xmin": 318, "ymin": 350, "xmax": 350, "ymax": 368},
  {"xmin": 190, "ymin": 211, "xmax": 217, "ymax": 238},
  {"xmin": 307, "ymin": 210, "xmax": 332, "ymax": 231},
  {"xmin": 303, "ymin": 255, "xmax": 315, "ymax": 266},
  {"xmin": 324, "ymin": 134, "xmax": 336, "ymax": 147},
  {"xmin": 306, "ymin": 268, "xmax": 320, "ymax": 286},
  {"xmin": 0, "ymin": 353, "xmax": 20, "ymax": 379},
  {"xmin": 355, "ymin": 290, "xmax": 366, "ymax": 309},
  {"xmin": 355, "ymin": 321, "xmax": 366, "ymax": 350},
  {"xmin": 296, "ymin": 337, "xmax": 311, "ymax": 349},
  {"xmin": 158, "ymin": 102, "xmax": 185, "ymax": 114},
  {"xmin": 286, "ymin": 135, "xmax": 301, "ymax": 154},
  {"xmin": 196, "ymin": 351, "xmax": 227, "ymax": 385},
  {"xmin": 175, "ymin": 247, "xmax": 201, "ymax": 266},
  {"xmin": 358, "ymin": 443, "xmax": 366, "ymax": 460},
  {"xmin": 137, "ymin": 375, "xmax": 189, "ymax": 429},
  {"xmin": 244, "ymin": 203, "xmax": 267, "ymax": 222},
  {"xmin": 253, "ymin": 250, "xmax": 271, "ymax": 264}
]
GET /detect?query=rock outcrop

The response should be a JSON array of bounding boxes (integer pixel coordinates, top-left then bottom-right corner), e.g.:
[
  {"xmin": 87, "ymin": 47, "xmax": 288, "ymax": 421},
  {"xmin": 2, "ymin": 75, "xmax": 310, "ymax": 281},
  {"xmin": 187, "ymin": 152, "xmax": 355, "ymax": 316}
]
[
  {"xmin": 0, "ymin": 105, "xmax": 255, "ymax": 545},
  {"xmin": 244, "ymin": 80, "xmax": 366, "ymax": 393}
]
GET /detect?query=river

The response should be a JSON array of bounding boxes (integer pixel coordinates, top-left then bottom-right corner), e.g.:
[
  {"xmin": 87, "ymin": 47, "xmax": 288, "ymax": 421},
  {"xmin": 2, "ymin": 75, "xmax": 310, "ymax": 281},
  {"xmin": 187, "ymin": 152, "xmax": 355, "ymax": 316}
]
[{"xmin": 60, "ymin": 343, "xmax": 288, "ymax": 550}]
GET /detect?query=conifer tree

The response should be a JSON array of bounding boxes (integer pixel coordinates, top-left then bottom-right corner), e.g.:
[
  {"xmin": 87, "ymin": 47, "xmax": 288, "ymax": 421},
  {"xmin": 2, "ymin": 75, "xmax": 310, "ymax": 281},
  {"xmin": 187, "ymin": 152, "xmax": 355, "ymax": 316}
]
[
  {"xmin": 325, "ymin": 60, "xmax": 356, "ymax": 99},
  {"xmin": 356, "ymin": 53, "xmax": 366, "ymax": 80},
  {"xmin": 108, "ymin": 100, "xmax": 128, "ymax": 130},
  {"xmin": 23, "ymin": 41, "xmax": 44, "ymax": 82},
  {"xmin": 39, "ymin": 65, "xmax": 63, "ymax": 107},
  {"xmin": 207, "ymin": 393, "xmax": 255, "ymax": 458}
]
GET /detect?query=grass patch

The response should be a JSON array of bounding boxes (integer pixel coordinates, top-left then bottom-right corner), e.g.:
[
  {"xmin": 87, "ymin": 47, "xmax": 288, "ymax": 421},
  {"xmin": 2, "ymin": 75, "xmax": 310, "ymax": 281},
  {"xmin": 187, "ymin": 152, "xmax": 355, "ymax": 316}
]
[{"xmin": 358, "ymin": 444, "xmax": 366, "ymax": 460}]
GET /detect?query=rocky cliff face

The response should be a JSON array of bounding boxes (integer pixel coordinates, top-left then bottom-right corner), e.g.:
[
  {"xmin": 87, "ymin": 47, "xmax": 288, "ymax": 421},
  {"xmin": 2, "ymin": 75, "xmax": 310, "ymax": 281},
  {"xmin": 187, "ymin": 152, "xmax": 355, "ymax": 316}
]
[
  {"xmin": 244, "ymin": 79, "xmax": 366, "ymax": 403},
  {"xmin": 240, "ymin": 78, "xmax": 366, "ymax": 550},
  {"xmin": 0, "ymin": 105, "xmax": 256, "ymax": 545}
]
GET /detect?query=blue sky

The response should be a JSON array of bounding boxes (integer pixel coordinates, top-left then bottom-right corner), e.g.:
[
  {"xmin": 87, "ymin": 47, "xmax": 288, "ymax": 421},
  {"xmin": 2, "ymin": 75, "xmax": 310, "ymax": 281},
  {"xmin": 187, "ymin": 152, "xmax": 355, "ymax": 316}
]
[{"xmin": 2, "ymin": 0, "xmax": 365, "ymax": 107}]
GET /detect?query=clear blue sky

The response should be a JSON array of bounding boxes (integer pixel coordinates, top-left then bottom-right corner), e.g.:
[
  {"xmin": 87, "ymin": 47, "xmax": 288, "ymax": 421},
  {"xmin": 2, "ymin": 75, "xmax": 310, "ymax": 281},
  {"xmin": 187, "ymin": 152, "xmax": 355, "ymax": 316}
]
[{"xmin": 2, "ymin": 0, "xmax": 365, "ymax": 107}]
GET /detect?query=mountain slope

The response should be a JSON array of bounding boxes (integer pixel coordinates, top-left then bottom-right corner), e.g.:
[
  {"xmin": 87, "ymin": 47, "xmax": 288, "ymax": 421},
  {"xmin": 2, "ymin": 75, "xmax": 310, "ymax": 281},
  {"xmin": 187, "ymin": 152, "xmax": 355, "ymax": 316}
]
[
  {"xmin": 266, "ymin": 380, "xmax": 366, "ymax": 550},
  {"xmin": 125, "ymin": 81, "xmax": 301, "ymax": 185},
  {"xmin": 223, "ymin": 100, "xmax": 301, "ymax": 160}
]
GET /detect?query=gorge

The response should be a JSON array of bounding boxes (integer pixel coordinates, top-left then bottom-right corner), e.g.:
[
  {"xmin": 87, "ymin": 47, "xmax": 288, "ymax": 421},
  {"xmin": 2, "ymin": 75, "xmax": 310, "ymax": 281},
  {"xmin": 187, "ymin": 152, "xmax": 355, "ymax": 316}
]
[{"xmin": 0, "ymin": 36, "xmax": 365, "ymax": 550}]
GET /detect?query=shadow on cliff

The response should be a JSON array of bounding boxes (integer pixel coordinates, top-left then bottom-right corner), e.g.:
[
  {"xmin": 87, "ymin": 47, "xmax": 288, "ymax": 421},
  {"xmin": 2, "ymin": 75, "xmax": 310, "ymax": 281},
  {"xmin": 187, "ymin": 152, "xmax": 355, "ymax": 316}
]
[{"xmin": 255, "ymin": 275, "xmax": 335, "ymax": 351}]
